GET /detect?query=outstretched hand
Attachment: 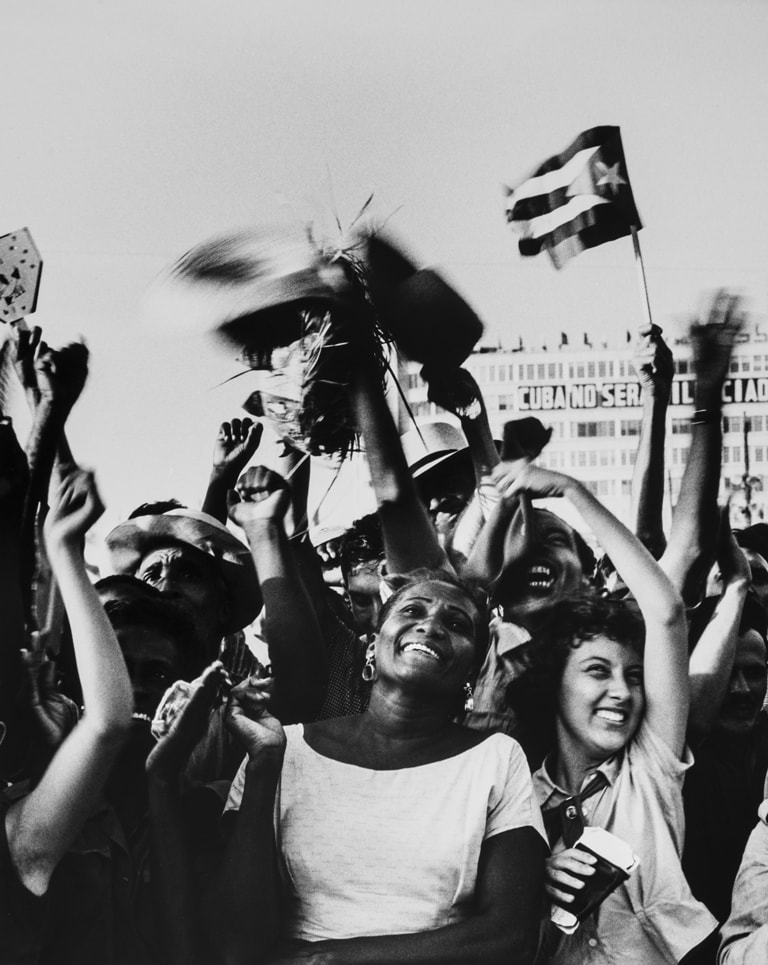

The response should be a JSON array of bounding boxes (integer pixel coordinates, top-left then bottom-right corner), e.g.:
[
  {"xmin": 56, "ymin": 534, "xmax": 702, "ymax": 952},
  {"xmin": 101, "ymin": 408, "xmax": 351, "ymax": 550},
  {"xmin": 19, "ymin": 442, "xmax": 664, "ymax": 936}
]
[
  {"xmin": 229, "ymin": 466, "xmax": 291, "ymax": 529},
  {"xmin": 146, "ymin": 661, "xmax": 230, "ymax": 780},
  {"xmin": 44, "ymin": 465, "xmax": 104, "ymax": 548},
  {"xmin": 490, "ymin": 463, "xmax": 572, "ymax": 503},
  {"xmin": 225, "ymin": 674, "xmax": 286, "ymax": 766},
  {"xmin": 423, "ymin": 366, "xmax": 484, "ymax": 420},
  {"xmin": 35, "ymin": 341, "xmax": 89, "ymax": 412},
  {"xmin": 212, "ymin": 418, "xmax": 263, "ymax": 480},
  {"xmin": 631, "ymin": 324, "xmax": 674, "ymax": 399},
  {"xmin": 11, "ymin": 324, "xmax": 43, "ymax": 402},
  {"xmin": 689, "ymin": 290, "xmax": 745, "ymax": 403}
]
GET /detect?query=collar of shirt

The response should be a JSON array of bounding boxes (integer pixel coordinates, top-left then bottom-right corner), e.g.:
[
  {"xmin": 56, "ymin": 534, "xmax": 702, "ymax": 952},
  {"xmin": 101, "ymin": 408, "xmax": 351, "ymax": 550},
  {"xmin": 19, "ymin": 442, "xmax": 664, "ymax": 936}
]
[{"xmin": 536, "ymin": 751, "xmax": 622, "ymax": 809}]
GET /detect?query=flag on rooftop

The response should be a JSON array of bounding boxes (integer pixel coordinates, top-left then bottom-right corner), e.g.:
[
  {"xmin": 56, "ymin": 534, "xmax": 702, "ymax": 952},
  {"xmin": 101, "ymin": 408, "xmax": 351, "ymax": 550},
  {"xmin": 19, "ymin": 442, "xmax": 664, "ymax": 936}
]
[{"xmin": 504, "ymin": 126, "xmax": 641, "ymax": 269}]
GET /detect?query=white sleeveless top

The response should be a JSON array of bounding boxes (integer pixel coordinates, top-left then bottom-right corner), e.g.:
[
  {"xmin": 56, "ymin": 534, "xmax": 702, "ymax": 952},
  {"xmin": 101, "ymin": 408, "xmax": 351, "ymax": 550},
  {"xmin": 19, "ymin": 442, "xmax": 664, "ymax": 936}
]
[{"xmin": 226, "ymin": 725, "xmax": 545, "ymax": 941}]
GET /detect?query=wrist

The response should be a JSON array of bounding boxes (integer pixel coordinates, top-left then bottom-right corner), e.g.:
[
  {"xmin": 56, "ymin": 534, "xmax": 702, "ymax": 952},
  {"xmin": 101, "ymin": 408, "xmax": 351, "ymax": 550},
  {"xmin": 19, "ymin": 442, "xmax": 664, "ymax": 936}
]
[{"xmin": 690, "ymin": 407, "xmax": 721, "ymax": 426}]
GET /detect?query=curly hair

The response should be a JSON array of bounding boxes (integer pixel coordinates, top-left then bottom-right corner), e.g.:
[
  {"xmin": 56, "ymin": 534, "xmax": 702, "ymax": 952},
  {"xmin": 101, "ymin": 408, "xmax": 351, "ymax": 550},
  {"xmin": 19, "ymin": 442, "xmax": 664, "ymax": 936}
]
[{"xmin": 507, "ymin": 590, "xmax": 645, "ymax": 760}]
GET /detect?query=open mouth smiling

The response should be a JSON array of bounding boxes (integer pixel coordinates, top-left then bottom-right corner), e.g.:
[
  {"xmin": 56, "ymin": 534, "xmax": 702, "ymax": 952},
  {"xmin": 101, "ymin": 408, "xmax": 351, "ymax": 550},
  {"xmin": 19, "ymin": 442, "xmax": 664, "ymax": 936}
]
[
  {"xmin": 400, "ymin": 641, "xmax": 443, "ymax": 662},
  {"xmin": 524, "ymin": 563, "xmax": 556, "ymax": 593},
  {"xmin": 594, "ymin": 708, "xmax": 629, "ymax": 725}
]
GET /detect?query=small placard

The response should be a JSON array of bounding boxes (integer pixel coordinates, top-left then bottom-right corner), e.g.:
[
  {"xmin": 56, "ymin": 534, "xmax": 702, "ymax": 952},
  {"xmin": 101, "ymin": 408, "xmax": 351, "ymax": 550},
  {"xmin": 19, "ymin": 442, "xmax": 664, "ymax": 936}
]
[{"xmin": 0, "ymin": 227, "xmax": 43, "ymax": 323}]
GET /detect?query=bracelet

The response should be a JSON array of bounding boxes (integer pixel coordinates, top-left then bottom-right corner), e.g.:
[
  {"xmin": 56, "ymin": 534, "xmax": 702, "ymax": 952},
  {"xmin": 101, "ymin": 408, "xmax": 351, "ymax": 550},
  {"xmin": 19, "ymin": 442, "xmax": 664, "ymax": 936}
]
[{"xmin": 690, "ymin": 408, "xmax": 721, "ymax": 426}]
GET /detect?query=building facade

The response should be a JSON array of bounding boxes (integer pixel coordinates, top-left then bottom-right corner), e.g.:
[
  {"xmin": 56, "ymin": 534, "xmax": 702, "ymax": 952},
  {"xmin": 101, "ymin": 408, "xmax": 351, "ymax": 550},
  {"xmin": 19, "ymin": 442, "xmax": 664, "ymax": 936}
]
[{"xmin": 404, "ymin": 332, "xmax": 768, "ymax": 527}]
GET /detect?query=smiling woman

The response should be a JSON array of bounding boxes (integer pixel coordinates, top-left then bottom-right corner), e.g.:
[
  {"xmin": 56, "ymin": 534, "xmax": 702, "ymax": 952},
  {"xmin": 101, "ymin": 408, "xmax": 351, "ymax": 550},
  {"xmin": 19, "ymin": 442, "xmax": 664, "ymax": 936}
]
[
  {"xmin": 500, "ymin": 466, "xmax": 718, "ymax": 965},
  {"xmin": 218, "ymin": 568, "xmax": 548, "ymax": 965}
]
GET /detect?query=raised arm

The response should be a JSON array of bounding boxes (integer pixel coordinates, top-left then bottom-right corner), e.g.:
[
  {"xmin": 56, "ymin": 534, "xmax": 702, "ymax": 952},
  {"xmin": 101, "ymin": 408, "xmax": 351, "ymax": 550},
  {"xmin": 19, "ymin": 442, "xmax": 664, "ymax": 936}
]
[
  {"xmin": 351, "ymin": 358, "xmax": 444, "ymax": 573},
  {"xmin": 0, "ymin": 417, "xmax": 30, "ymax": 776},
  {"xmin": 201, "ymin": 417, "xmax": 263, "ymax": 523},
  {"xmin": 229, "ymin": 466, "xmax": 326, "ymax": 721},
  {"xmin": 500, "ymin": 464, "xmax": 689, "ymax": 757},
  {"xmin": 688, "ymin": 523, "xmax": 751, "ymax": 741},
  {"xmin": 660, "ymin": 291, "xmax": 743, "ymax": 605},
  {"xmin": 630, "ymin": 324, "xmax": 674, "ymax": 558},
  {"xmin": 5, "ymin": 467, "xmax": 133, "ymax": 896},
  {"xmin": 146, "ymin": 661, "xmax": 230, "ymax": 965},
  {"xmin": 214, "ymin": 679, "xmax": 286, "ymax": 965}
]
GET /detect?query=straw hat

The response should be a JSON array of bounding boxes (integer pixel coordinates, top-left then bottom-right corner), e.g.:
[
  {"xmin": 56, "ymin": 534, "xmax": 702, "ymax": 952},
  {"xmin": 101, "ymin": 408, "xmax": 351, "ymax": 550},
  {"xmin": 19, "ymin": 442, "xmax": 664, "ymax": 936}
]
[
  {"xmin": 105, "ymin": 509, "xmax": 259, "ymax": 634},
  {"xmin": 400, "ymin": 419, "xmax": 470, "ymax": 479}
]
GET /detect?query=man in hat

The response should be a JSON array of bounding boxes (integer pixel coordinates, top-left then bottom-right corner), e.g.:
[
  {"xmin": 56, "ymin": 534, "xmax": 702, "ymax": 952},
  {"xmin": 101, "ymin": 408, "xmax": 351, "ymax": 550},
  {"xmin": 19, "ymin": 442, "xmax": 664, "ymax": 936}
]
[{"xmin": 106, "ymin": 505, "xmax": 260, "ymax": 665}]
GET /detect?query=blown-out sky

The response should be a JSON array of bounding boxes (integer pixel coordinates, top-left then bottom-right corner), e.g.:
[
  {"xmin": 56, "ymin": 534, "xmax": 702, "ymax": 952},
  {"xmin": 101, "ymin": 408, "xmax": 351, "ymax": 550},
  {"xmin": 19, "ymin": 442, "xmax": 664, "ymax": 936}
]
[{"xmin": 4, "ymin": 0, "xmax": 768, "ymax": 535}]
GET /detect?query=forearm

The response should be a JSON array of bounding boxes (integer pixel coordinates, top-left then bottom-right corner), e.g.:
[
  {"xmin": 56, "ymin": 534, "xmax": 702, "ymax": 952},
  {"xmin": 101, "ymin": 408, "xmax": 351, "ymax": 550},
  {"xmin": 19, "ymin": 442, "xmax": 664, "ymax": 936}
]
[
  {"xmin": 460, "ymin": 405, "xmax": 500, "ymax": 486},
  {"xmin": 243, "ymin": 521, "xmax": 326, "ymax": 721},
  {"xmin": 148, "ymin": 777, "xmax": 205, "ymax": 965},
  {"xmin": 459, "ymin": 497, "xmax": 517, "ymax": 586},
  {"xmin": 566, "ymin": 479, "xmax": 683, "ymax": 624},
  {"xmin": 661, "ymin": 409, "xmax": 722, "ymax": 603},
  {"xmin": 46, "ymin": 542, "xmax": 133, "ymax": 729},
  {"xmin": 202, "ymin": 470, "xmax": 234, "ymax": 524},
  {"xmin": 688, "ymin": 577, "xmax": 749, "ymax": 739},
  {"xmin": 631, "ymin": 395, "xmax": 669, "ymax": 558},
  {"xmin": 217, "ymin": 761, "xmax": 282, "ymax": 965},
  {"xmin": 297, "ymin": 913, "xmax": 538, "ymax": 965},
  {"xmin": 352, "ymin": 366, "xmax": 443, "ymax": 573}
]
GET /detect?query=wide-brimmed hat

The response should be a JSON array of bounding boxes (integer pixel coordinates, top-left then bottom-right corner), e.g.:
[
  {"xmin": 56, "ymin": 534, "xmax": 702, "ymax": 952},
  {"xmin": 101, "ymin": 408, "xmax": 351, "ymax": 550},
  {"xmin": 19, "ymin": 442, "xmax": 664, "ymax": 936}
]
[
  {"xmin": 105, "ymin": 509, "xmax": 259, "ymax": 634},
  {"xmin": 400, "ymin": 419, "xmax": 471, "ymax": 480}
]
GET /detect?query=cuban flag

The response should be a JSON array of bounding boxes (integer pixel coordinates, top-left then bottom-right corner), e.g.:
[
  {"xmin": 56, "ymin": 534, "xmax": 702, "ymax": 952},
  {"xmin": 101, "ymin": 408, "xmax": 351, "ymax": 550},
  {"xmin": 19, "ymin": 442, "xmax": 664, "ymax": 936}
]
[{"xmin": 505, "ymin": 126, "xmax": 642, "ymax": 269}]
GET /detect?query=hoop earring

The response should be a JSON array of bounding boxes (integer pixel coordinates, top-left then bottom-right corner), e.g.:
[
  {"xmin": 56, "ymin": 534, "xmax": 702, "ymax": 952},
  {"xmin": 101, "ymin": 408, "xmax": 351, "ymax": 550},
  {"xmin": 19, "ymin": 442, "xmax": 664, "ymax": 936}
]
[{"xmin": 362, "ymin": 650, "xmax": 377, "ymax": 682}]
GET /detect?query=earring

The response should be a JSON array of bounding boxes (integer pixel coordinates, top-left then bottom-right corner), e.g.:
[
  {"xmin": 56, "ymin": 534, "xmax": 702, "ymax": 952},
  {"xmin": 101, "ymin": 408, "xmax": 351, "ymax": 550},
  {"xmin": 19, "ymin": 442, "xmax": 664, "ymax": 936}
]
[
  {"xmin": 463, "ymin": 681, "xmax": 474, "ymax": 712},
  {"xmin": 362, "ymin": 650, "xmax": 377, "ymax": 682}
]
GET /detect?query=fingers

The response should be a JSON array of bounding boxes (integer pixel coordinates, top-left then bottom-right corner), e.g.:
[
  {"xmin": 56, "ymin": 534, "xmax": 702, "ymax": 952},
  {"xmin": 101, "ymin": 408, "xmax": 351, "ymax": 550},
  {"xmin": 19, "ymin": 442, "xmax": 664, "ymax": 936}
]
[
  {"xmin": 545, "ymin": 849, "xmax": 597, "ymax": 903},
  {"xmin": 235, "ymin": 465, "xmax": 288, "ymax": 502}
]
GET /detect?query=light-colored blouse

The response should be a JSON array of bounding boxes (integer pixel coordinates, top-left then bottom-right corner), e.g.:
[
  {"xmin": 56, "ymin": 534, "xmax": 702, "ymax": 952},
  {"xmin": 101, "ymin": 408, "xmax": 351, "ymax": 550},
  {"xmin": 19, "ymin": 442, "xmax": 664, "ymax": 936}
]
[{"xmin": 226, "ymin": 725, "xmax": 545, "ymax": 941}]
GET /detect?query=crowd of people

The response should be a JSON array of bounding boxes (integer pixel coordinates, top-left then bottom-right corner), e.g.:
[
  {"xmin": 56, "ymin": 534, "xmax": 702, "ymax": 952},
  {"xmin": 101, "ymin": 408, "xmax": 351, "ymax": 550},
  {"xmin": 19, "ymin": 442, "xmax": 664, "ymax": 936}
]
[{"xmin": 2, "ymin": 276, "xmax": 768, "ymax": 965}]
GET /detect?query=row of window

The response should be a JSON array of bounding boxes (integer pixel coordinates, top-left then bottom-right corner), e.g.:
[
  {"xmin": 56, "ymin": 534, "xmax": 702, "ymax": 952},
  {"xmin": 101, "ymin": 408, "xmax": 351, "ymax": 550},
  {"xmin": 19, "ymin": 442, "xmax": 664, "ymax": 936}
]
[{"xmin": 410, "ymin": 352, "xmax": 768, "ymax": 391}]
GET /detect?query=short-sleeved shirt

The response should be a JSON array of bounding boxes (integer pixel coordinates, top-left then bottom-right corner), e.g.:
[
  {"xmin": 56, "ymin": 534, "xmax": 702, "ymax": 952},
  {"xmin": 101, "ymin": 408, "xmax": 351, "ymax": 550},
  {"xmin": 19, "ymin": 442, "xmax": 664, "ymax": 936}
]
[
  {"xmin": 534, "ymin": 721, "xmax": 717, "ymax": 965},
  {"xmin": 0, "ymin": 793, "xmax": 48, "ymax": 965},
  {"xmin": 226, "ymin": 726, "xmax": 546, "ymax": 941}
]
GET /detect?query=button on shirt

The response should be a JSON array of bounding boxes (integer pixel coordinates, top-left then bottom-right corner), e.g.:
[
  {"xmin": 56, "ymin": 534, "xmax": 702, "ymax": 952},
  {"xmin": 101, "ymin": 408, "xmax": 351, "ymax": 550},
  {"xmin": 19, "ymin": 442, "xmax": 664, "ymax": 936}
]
[{"xmin": 534, "ymin": 721, "xmax": 717, "ymax": 965}]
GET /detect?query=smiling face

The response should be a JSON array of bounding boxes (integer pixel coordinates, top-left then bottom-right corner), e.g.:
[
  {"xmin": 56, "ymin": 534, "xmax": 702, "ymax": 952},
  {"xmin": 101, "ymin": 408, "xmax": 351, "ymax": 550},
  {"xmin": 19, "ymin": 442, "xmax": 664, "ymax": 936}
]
[
  {"xmin": 556, "ymin": 636, "xmax": 645, "ymax": 767},
  {"xmin": 373, "ymin": 581, "xmax": 479, "ymax": 699},
  {"xmin": 500, "ymin": 510, "xmax": 585, "ymax": 625},
  {"xmin": 345, "ymin": 562, "xmax": 382, "ymax": 636},
  {"xmin": 716, "ymin": 630, "xmax": 768, "ymax": 738}
]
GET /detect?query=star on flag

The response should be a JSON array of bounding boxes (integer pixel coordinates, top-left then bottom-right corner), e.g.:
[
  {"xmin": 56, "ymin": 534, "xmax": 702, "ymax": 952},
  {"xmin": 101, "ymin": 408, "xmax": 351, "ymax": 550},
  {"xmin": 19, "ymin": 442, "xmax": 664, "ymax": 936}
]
[{"xmin": 504, "ymin": 127, "xmax": 641, "ymax": 269}]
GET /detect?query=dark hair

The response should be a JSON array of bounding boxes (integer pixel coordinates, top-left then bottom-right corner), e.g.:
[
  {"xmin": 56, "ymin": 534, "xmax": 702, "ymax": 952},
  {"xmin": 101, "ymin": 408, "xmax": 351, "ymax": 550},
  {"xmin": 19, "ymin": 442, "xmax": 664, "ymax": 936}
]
[
  {"xmin": 104, "ymin": 596, "xmax": 205, "ymax": 680},
  {"xmin": 378, "ymin": 567, "xmax": 489, "ymax": 673},
  {"xmin": 339, "ymin": 514, "xmax": 384, "ymax": 581},
  {"xmin": 507, "ymin": 590, "xmax": 645, "ymax": 759},
  {"xmin": 128, "ymin": 499, "xmax": 186, "ymax": 519}
]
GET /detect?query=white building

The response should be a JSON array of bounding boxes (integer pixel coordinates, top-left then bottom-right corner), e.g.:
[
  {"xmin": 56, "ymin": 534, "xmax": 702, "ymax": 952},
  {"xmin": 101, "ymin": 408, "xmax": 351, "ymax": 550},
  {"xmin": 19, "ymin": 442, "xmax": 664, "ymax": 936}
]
[{"xmin": 404, "ymin": 331, "xmax": 768, "ymax": 527}]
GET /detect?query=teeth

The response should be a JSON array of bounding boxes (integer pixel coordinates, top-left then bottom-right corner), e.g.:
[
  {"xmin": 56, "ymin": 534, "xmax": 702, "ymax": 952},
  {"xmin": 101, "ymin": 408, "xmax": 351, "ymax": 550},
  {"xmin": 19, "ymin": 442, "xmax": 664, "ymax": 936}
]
[
  {"xmin": 596, "ymin": 709, "xmax": 626, "ymax": 723},
  {"xmin": 402, "ymin": 643, "xmax": 441, "ymax": 661},
  {"xmin": 132, "ymin": 712, "xmax": 152, "ymax": 723}
]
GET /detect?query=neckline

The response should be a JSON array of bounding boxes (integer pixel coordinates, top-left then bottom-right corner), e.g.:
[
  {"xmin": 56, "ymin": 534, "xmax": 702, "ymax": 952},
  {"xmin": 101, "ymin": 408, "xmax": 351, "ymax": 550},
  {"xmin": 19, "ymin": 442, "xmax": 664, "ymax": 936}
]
[{"xmin": 297, "ymin": 724, "xmax": 499, "ymax": 773}]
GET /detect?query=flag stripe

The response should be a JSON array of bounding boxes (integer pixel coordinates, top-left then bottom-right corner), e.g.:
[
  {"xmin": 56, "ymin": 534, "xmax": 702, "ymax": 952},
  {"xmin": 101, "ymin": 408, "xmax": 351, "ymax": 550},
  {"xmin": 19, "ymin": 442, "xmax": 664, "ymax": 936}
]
[
  {"xmin": 505, "ymin": 146, "xmax": 601, "ymax": 203},
  {"xmin": 509, "ymin": 194, "xmax": 609, "ymax": 240},
  {"xmin": 519, "ymin": 203, "xmax": 636, "ymax": 258}
]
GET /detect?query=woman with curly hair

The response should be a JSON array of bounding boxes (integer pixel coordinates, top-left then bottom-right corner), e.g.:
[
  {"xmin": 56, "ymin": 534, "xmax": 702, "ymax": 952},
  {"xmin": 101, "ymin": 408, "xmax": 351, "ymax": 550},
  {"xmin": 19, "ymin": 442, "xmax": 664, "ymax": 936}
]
[{"xmin": 501, "ymin": 465, "xmax": 717, "ymax": 965}]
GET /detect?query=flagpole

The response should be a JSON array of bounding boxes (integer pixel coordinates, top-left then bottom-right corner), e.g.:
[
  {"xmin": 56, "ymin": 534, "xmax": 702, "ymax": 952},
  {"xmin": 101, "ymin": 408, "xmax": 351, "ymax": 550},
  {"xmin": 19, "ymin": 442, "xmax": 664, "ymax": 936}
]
[{"xmin": 631, "ymin": 226, "xmax": 654, "ymax": 334}]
